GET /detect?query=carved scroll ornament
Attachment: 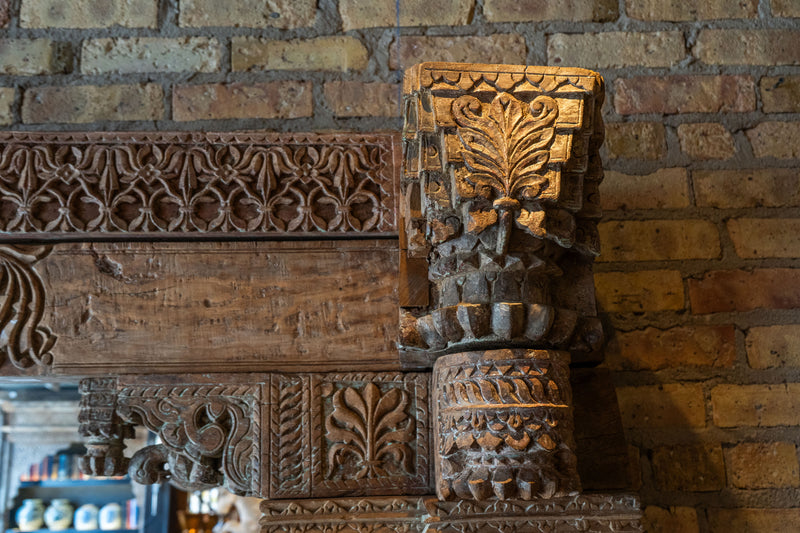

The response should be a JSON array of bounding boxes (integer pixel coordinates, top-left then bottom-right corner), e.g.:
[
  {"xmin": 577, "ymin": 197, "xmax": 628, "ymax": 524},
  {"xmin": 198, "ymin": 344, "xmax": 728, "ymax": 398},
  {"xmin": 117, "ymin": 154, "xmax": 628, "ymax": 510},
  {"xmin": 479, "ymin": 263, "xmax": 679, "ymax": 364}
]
[{"xmin": 0, "ymin": 245, "xmax": 55, "ymax": 371}]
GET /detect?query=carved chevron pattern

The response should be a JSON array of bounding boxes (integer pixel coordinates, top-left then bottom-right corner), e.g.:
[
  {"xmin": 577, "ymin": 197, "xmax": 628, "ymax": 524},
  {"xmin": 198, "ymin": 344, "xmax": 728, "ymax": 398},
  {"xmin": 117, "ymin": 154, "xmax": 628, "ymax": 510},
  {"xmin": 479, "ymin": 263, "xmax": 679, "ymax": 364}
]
[{"xmin": 270, "ymin": 374, "xmax": 311, "ymax": 498}]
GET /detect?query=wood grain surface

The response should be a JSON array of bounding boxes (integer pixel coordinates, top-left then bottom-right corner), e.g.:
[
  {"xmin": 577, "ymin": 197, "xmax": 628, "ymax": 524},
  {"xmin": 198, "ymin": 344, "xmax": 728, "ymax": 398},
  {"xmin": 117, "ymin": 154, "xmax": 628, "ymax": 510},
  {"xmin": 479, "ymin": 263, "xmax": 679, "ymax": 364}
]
[{"xmin": 32, "ymin": 240, "xmax": 401, "ymax": 374}]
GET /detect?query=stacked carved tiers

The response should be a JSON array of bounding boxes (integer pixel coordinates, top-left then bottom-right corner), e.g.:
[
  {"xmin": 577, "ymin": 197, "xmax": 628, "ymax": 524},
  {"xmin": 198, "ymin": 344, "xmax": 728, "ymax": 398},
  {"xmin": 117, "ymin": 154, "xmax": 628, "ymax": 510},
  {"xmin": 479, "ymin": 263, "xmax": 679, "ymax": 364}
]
[
  {"xmin": 399, "ymin": 64, "xmax": 605, "ymax": 364},
  {"xmin": 0, "ymin": 63, "xmax": 642, "ymax": 531}
]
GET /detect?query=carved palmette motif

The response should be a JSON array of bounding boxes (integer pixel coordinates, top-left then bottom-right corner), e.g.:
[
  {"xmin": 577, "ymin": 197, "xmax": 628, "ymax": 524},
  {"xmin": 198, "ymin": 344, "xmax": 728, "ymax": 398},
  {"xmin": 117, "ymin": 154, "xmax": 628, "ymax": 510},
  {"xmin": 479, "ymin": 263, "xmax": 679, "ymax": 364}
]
[
  {"xmin": 312, "ymin": 373, "xmax": 430, "ymax": 496},
  {"xmin": 0, "ymin": 245, "xmax": 55, "ymax": 371},
  {"xmin": 433, "ymin": 349, "xmax": 579, "ymax": 501},
  {"xmin": 0, "ymin": 132, "xmax": 397, "ymax": 236},
  {"xmin": 400, "ymin": 63, "xmax": 605, "ymax": 360}
]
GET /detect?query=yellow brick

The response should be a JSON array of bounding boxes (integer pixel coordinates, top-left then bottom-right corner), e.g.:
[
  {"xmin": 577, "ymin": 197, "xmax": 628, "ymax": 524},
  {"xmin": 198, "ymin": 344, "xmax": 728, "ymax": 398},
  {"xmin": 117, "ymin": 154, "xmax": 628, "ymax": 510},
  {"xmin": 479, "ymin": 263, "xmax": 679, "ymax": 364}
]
[
  {"xmin": 728, "ymin": 218, "xmax": 800, "ymax": 258},
  {"xmin": 21, "ymin": 0, "xmax": 157, "ymax": 28},
  {"xmin": 22, "ymin": 84, "xmax": 163, "ymax": 124},
  {"xmin": 180, "ymin": 0, "xmax": 316, "ymax": 28},
  {"xmin": 747, "ymin": 325, "xmax": 800, "ymax": 369},
  {"xmin": 600, "ymin": 168, "xmax": 689, "ymax": 210},
  {"xmin": 233, "ymin": 36, "xmax": 368, "ymax": 72},
  {"xmin": 712, "ymin": 384, "xmax": 800, "ymax": 427},
  {"xmin": 617, "ymin": 384, "xmax": 706, "ymax": 428},
  {"xmin": 82, "ymin": 38, "xmax": 220, "ymax": 75},
  {"xmin": 597, "ymin": 220, "xmax": 720, "ymax": 262},
  {"xmin": 548, "ymin": 31, "xmax": 685, "ymax": 68},
  {"xmin": 594, "ymin": 270, "xmax": 684, "ymax": 312},
  {"xmin": 725, "ymin": 442, "xmax": 800, "ymax": 488}
]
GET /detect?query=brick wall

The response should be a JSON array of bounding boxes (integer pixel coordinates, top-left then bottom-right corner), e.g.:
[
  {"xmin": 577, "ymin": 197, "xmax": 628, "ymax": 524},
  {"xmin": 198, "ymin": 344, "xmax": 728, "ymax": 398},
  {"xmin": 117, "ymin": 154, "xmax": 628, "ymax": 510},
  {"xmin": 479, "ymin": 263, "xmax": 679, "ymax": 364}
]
[{"xmin": 1, "ymin": 0, "xmax": 800, "ymax": 531}]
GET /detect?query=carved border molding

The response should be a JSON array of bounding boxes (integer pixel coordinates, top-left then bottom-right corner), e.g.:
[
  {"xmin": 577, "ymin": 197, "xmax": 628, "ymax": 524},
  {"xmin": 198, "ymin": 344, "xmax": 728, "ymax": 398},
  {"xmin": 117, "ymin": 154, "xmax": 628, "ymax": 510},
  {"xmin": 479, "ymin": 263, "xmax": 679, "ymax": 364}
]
[
  {"xmin": 259, "ymin": 494, "xmax": 643, "ymax": 532},
  {"xmin": 0, "ymin": 132, "xmax": 398, "ymax": 239}
]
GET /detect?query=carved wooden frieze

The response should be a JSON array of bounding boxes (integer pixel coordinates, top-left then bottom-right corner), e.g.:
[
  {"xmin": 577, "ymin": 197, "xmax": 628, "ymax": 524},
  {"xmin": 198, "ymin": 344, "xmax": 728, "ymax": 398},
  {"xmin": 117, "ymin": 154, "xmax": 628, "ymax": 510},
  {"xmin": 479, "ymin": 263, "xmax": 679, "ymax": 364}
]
[
  {"xmin": 0, "ymin": 132, "xmax": 397, "ymax": 238},
  {"xmin": 259, "ymin": 495, "xmax": 643, "ymax": 532},
  {"xmin": 79, "ymin": 372, "xmax": 431, "ymax": 499},
  {"xmin": 399, "ymin": 63, "xmax": 605, "ymax": 364}
]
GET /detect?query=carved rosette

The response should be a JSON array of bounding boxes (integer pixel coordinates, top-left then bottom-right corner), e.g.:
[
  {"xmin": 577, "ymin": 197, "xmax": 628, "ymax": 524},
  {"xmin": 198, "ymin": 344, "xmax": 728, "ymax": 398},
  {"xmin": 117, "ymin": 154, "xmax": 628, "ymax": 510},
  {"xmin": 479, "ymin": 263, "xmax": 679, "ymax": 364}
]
[{"xmin": 433, "ymin": 349, "xmax": 579, "ymax": 501}]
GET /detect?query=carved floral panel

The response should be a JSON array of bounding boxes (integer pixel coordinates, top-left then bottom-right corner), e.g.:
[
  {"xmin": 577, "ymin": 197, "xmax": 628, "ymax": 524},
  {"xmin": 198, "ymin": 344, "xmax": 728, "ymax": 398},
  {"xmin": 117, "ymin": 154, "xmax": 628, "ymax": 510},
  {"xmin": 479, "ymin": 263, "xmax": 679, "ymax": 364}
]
[{"xmin": 0, "ymin": 132, "xmax": 397, "ymax": 237}]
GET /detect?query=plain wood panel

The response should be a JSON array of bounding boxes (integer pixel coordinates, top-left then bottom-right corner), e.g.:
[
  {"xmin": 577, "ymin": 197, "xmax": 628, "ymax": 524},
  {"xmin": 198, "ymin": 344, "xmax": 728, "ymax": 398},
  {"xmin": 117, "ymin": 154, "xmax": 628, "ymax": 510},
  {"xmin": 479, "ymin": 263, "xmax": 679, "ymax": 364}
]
[{"xmin": 35, "ymin": 240, "xmax": 401, "ymax": 374}]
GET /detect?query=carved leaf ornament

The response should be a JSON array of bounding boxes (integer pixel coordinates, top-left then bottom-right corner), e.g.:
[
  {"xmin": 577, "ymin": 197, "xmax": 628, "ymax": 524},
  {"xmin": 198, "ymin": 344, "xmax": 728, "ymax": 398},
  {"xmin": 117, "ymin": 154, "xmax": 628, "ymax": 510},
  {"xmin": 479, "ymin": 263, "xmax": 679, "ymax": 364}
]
[
  {"xmin": 453, "ymin": 93, "xmax": 558, "ymax": 253},
  {"xmin": 325, "ymin": 383, "xmax": 414, "ymax": 479},
  {"xmin": 0, "ymin": 246, "xmax": 56, "ymax": 370}
]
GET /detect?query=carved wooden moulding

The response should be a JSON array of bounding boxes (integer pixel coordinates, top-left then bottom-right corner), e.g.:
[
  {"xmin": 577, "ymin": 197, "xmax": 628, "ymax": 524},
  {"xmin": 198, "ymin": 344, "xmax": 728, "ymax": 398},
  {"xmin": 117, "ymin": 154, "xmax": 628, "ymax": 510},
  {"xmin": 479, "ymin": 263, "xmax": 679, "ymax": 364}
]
[{"xmin": 260, "ymin": 494, "xmax": 643, "ymax": 532}]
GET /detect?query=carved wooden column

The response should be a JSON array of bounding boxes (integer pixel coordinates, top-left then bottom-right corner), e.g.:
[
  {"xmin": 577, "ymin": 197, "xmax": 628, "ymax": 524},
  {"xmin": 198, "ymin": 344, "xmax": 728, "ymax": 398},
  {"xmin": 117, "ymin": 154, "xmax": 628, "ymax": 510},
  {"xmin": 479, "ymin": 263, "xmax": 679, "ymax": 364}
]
[{"xmin": 400, "ymin": 63, "xmax": 605, "ymax": 501}]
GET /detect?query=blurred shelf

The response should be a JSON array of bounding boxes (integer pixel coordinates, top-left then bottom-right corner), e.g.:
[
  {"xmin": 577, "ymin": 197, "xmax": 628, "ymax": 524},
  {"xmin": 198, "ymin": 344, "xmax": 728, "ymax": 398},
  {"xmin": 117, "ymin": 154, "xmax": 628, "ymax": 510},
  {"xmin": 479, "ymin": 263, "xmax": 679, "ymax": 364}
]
[
  {"xmin": 18, "ymin": 480, "xmax": 129, "ymax": 489},
  {"xmin": 6, "ymin": 529, "xmax": 137, "ymax": 533}
]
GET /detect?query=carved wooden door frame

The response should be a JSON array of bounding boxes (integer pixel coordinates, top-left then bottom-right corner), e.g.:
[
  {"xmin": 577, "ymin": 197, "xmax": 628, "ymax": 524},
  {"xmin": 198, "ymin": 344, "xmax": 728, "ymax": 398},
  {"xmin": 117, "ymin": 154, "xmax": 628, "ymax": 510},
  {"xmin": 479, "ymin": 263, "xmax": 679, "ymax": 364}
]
[{"xmin": 0, "ymin": 63, "xmax": 643, "ymax": 532}]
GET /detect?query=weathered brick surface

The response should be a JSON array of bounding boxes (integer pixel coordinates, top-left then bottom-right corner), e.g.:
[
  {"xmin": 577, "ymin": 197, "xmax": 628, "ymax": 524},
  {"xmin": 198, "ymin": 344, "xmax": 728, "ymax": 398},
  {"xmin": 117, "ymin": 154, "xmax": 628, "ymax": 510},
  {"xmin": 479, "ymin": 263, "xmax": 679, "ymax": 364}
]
[
  {"xmin": 232, "ymin": 37, "xmax": 368, "ymax": 72},
  {"xmin": 604, "ymin": 122, "xmax": 666, "ymax": 160},
  {"xmin": 725, "ymin": 442, "xmax": 800, "ymax": 488},
  {"xmin": 693, "ymin": 169, "xmax": 800, "ymax": 208},
  {"xmin": 324, "ymin": 82, "xmax": 399, "ymax": 117},
  {"xmin": 483, "ymin": 0, "xmax": 618, "ymax": 22},
  {"xmin": 389, "ymin": 34, "xmax": 526, "ymax": 71},
  {"xmin": 615, "ymin": 75, "xmax": 755, "ymax": 114},
  {"xmin": 22, "ymin": 84, "xmax": 163, "ymax": 124},
  {"xmin": 180, "ymin": 0, "xmax": 316, "ymax": 29},
  {"xmin": 606, "ymin": 326, "xmax": 736, "ymax": 371},
  {"xmin": 677, "ymin": 123, "xmax": 736, "ymax": 160},
  {"xmin": 595, "ymin": 270, "xmax": 684, "ymax": 312},
  {"xmin": 616, "ymin": 384, "xmax": 706, "ymax": 428},
  {"xmin": 627, "ymin": 0, "xmax": 757, "ymax": 20},
  {"xmin": 651, "ymin": 444, "xmax": 726, "ymax": 491},
  {"xmin": 728, "ymin": 218, "xmax": 800, "ymax": 258},
  {"xmin": 82, "ymin": 38, "xmax": 220, "ymax": 74},
  {"xmin": 643, "ymin": 506, "xmax": 699, "ymax": 533},
  {"xmin": 747, "ymin": 122, "xmax": 800, "ymax": 158},
  {"xmin": 339, "ymin": 0, "xmax": 473, "ymax": 31},
  {"xmin": 0, "ymin": 39, "xmax": 65, "ymax": 75},
  {"xmin": 690, "ymin": 269, "xmax": 800, "ymax": 313},
  {"xmin": 547, "ymin": 31, "xmax": 685, "ymax": 68},
  {"xmin": 761, "ymin": 76, "xmax": 800, "ymax": 113},
  {"xmin": 172, "ymin": 82, "xmax": 312, "ymax": 121},
  {"xmin": 708, "ymin": 509, "xmax": 800, "ymax": 533},
  {"xmin": 601, "ymin": 168, "xmax": 689, "ymax": 210},
  {"xmin": 747, "ymin": 325, "xmax": 800, "ymax": 369},
  {"xmin": 773, "ymin": 0, "xmax": 800, "ymax": 17},
  {"xmin": 0, "ymin": 87, "xmax": 14, "ymax": 126},
  {"xmin": 21, "ymin": 0, "xmax": 158, "ymax": 28},
  {"xmin": 696, "ymin": 30, "xmax": 800, "ymax": 65},
  {"xmin": 712, "ymin": 384, "xmax": 800, "ymax": 427},
  {"xmin": 598, "ymin": 220, "xmax": 720, "ymax": 262}
]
